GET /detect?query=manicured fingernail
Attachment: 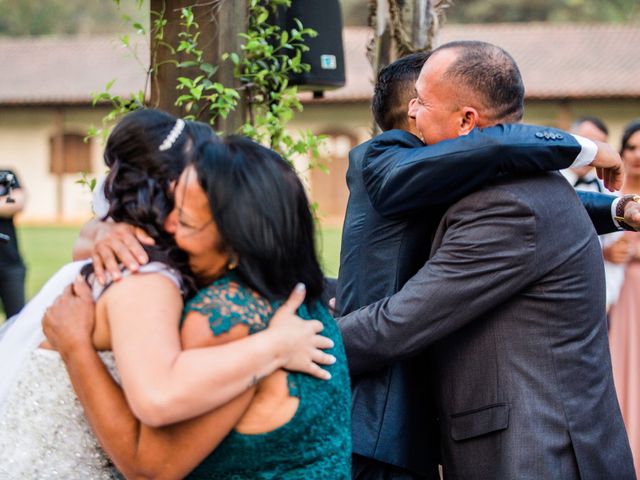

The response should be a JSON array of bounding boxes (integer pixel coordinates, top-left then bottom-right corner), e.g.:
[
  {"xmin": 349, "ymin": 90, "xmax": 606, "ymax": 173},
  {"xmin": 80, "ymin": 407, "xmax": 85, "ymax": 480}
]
[
  {"xmin": 295, "ymin": 283, "xmax": 305, "ymax": 292},
  {"xmin": 327, "ymin": 354, "xmax": 336, "ymax": 364},
  {"xmin": 324, "ymin": 371, "xmax": 332, "ymax": 380}
]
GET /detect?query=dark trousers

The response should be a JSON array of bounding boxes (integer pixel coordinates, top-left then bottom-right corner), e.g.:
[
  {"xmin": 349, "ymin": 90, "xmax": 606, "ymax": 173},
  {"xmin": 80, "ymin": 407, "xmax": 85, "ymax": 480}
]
[
  {"xmin": 0, "ymin": 263, "xmax": 26, "ymax": 318},
  {"xmin": 352, "ymin": 454, "xmax": 439, "ymax": 480}
]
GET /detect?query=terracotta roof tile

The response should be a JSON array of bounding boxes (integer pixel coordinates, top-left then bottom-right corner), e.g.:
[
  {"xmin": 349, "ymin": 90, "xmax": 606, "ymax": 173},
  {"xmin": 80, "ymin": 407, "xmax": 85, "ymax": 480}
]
[
  {"xmin": 0, "ymin": 23, "xmax": 638, "ymax": 106},
  {"xmin": 310, "ymin": 23, "xmax": 640, "ymax": 102},
  {"xmin": 0, "ymin": 35, "xmax": 148, "ymax": 105}
]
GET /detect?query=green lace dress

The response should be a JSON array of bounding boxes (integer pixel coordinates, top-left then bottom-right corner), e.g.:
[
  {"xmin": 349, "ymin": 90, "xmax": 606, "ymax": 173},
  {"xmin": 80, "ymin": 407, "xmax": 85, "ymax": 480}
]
[{"xmin": 183, "ymin": 274, "xmax": 351, "ymax": 480}]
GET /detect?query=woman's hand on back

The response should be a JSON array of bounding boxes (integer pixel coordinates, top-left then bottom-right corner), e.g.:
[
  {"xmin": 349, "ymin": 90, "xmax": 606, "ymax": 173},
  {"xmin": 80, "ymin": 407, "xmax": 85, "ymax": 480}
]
[{"xmin": 269, "ymin": 284, "xmax": 336, "ymax": 380}]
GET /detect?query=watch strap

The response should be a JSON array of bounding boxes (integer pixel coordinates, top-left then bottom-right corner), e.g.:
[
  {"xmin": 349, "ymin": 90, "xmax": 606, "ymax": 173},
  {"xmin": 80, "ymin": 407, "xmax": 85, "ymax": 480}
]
[{"xmin": 615, "ymin": 194, "xmax": 640, "ymax": 231}]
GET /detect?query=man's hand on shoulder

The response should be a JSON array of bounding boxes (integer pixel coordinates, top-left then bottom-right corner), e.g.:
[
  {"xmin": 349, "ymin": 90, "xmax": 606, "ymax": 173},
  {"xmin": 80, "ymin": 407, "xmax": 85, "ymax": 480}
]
[{"xmin": 591, "ymin": 140, "xmax": 624, "ymax": 192}]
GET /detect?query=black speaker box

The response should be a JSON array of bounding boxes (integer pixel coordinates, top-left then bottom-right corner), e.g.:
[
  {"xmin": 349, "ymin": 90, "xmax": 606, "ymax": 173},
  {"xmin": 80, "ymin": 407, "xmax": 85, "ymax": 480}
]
[{"xmin": 273, "ymin": 0, "xmax": 346, "ymax": 92}]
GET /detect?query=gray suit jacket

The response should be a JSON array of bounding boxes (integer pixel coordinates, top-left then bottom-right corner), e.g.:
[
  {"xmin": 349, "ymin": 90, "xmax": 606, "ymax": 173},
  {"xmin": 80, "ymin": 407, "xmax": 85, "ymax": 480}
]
[{"xmin": 340, "ymin": 172, "xmax": 635, "ymax": 479}]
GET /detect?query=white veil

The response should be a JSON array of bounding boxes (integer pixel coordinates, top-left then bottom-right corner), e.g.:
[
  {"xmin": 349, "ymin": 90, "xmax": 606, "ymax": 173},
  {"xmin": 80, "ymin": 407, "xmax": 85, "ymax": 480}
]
[
  {"xmin": 0, "ymin": 177, "xmax": 105, "ymax": 411},
  {"xmin": 0, "ymin": 260, "xmax": 89, "ymax": 411}
]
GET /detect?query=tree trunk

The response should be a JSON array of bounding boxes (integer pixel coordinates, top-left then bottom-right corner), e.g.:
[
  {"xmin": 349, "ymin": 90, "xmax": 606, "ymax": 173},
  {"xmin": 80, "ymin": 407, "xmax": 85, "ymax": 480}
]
[
  {"xmin": 149, "ymin": 0, "xmax": 247, "ymax": 133},
  {"xmin": 370, "ymin": 0, "xmax": 432, "ymax": 134}
]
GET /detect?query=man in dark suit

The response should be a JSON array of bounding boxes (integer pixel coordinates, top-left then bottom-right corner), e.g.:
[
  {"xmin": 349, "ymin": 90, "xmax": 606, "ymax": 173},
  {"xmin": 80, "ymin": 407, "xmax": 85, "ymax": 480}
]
[
  {"xmin": 339, "ymin": 51, "xmax": 637, "ymax": 480},
  {"xmin": 339, "ymin": 41, "xmax": 635, "ymax": 479}
]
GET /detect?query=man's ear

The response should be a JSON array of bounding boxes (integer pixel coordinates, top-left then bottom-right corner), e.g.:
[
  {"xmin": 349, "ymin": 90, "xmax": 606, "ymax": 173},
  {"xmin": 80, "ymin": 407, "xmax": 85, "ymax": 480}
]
[
  {"xmin": 408, "ymin": 97, "xmax": 418, "ymax": 119},
  {"xmin": 458, "ymin": 107, "xmax": 479, "ymax": 136}
]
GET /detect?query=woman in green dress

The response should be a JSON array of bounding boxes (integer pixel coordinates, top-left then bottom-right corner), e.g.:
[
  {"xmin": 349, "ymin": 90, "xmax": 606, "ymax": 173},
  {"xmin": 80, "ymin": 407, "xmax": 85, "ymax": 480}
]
[{"xmin": 46, "ymin": 135, "xmax": 351, "ymax": 479}]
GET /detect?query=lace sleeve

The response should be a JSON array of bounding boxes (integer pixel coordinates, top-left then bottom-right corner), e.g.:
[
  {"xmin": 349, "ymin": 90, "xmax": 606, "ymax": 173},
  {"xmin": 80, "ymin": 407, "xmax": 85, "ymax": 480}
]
[{"xmin": 184, "ymin": 277, "xmax": 273, "ymax": 336}]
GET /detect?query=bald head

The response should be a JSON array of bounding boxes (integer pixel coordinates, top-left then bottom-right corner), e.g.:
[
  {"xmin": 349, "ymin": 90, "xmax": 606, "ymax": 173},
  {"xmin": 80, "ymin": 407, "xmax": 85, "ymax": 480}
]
[{"xmin": 433, "ymin": 41, "xmax": 525, "ymax": 124}]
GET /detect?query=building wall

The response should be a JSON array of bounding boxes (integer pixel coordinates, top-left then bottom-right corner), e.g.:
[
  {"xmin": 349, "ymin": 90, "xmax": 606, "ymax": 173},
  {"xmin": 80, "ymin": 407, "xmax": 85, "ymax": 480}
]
[
  {"xmin": 2, "ymin": 98, "xmax": 639, "ymax": 226},
  {"xmin": 0, "ymin": 106, "xmax": 108, "ymax": 224},
  {"xmin": 524, "ymin": 99, "xmax": 640, "ymax": 149}
]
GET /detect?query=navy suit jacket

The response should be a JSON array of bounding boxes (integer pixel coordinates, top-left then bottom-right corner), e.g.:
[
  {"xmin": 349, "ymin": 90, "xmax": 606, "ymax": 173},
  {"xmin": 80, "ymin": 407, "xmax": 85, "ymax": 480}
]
[{"xmin": 337, "ymin": 126, "xmax": 619, "ymax": 474}]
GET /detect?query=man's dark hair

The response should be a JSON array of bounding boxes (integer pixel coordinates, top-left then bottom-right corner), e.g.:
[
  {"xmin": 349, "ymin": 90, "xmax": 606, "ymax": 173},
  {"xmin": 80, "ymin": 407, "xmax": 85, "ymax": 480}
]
[
  {"xmin": 373, "ymin": 52, "xmax": 430, "ymax": 131},
  {"xmin": 573, "ymin": 116, "xmax": 609, "ymax": 137},
  {"xmin": 433, "ymin": 40, "xmax": 525, "ymax": 123}
]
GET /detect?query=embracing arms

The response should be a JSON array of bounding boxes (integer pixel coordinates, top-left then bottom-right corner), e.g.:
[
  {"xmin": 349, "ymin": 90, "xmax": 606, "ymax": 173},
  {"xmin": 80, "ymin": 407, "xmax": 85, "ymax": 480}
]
[
  {"xmin": 362, "ymin": 126, "xmax": 639, "ymax": 232},
  {"xmin": 44, "ymin": 276, "xmax": 258, "ymax": 479},
  {"xmin": 338, "ymin": 189, "xmax": 539, "ymax": 376},
  {"xmin": 44, "ymin": 274, "xmax": 332, "ymax": 427}
]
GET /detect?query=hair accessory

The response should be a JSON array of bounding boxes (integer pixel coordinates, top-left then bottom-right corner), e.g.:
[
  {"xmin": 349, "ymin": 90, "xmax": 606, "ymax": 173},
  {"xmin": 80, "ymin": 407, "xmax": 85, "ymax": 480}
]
[{"xmin": 158, "ymin": 119, "xmax": 186, "ymax": 152}]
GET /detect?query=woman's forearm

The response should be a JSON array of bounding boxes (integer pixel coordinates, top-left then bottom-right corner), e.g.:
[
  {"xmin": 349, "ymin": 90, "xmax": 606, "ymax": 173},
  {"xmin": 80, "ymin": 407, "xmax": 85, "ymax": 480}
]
[
  {"xmin": 125, "ymin": 328, "xmax": 286, "ymax": 426},
  {"xmin": 60, "ymin": 341, "xmax": 254, "ymax": 479},
  {"xmin": 58, "ymin": 343, "xmax": 144, "ymax": 473}
]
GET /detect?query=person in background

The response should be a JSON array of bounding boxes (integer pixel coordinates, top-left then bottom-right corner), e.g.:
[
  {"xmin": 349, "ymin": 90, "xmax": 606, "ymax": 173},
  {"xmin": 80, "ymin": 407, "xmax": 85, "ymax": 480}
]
[
  {"xmin": 0, "ymin": 169, "xmax": 26, "ymax": 318},
  {"xmin": 562, "ymin": 116, "xmax": 610, "ymax": 193},
  {"xmin": 562, "ymin": 116, "xmax": 625, "ymax": 311},
  {"xmin": 607, "ymin": 119, "xmax": 640, "ymax": 475}
]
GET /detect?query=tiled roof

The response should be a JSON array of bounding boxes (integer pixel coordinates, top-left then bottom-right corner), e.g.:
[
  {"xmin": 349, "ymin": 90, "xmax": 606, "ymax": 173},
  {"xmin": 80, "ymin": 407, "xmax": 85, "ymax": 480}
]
[
  {"xmin": 440, "ymin": 23, "xmax": 640, "ymax": 100},
  {"xmin": 0, "ymin": 23, "xmax": 639, "ymax": 106},
  {"xmin": 0, "ymin": 35, "xmax": 148, "ymax": 105}
]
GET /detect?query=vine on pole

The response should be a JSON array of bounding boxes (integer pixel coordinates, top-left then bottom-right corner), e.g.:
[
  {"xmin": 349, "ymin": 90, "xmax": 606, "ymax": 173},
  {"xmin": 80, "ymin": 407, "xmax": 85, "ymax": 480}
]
[{"xmin": 89, "ymin": 0, "xmax": 326, "ymax": 166}]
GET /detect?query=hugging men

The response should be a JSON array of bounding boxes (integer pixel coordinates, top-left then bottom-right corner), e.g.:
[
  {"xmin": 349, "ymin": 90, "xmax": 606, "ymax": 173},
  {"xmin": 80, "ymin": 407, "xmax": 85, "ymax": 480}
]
[{"xmin": 337, "ymin": 41, "xmax": 637, "ymax": 479}]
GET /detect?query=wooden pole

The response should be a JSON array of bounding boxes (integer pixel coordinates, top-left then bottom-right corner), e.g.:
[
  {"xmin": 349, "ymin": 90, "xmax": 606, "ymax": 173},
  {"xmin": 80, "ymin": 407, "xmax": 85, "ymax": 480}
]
[
  {"xmin": 215, "ymin": 0, "xmax": 248, "ymax": 133},
  {"xmin": 149, "ymin": 0, "xmax": 247, "ymax": 133},
  {"xmin": 370, "ymin": 0, "xmax": 432, "ymax": 135}
]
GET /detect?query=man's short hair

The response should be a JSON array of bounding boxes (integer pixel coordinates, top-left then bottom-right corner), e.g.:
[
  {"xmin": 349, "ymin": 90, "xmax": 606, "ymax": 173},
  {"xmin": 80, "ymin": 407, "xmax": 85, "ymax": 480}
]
[
  {"xmin": 433, "ymin": 40, "xmax": 525, "ymax": 123},
  {"xmin": 572, "ymin": 116, "xmax": 609, "ymax": 137},
  {"xmin": 373, "ymin": 52, "xmax": 430, "ymax": 131}
]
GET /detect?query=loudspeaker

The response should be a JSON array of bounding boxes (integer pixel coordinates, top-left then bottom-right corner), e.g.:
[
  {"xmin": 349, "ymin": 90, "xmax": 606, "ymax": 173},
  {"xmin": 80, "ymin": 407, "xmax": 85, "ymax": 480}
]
[{"xmin": 274, "ymin": 0, "xmax": 346, "ymax": 92}]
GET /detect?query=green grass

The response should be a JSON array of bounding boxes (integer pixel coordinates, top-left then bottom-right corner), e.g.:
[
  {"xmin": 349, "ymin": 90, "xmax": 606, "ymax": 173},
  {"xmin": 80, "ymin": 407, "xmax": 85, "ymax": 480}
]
[
  {"xmin": 19, "ymin": 225, "xmax": 82, "ymax": 299},
  {"xmin": 1, "ymin": 224, "xmax": 343, "ymax": 321},
  {"xmin": 317, "ymin": 226, "xmax": 341, "ymax": 278}
]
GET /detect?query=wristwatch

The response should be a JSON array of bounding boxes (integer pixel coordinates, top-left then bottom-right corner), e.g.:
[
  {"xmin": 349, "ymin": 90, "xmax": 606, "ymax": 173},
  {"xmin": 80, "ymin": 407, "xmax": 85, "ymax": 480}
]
[{"xmin": 615, "ymin": 194, "xmax": 640, "ymax": 231}]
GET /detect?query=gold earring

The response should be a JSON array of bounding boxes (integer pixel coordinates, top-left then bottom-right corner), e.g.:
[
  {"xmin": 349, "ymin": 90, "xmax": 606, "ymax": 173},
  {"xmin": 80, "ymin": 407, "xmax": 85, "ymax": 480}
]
[{"xmin": 227, "ymin": 252, "xmax": 239, "ymax": 270}]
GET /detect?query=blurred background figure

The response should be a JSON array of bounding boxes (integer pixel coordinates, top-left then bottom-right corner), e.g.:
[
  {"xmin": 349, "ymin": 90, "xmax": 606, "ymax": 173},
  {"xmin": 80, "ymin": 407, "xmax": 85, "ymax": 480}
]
[
  {"xmin": 562, "ymin": 116, "xmax": 625, "ymax": 311},
  {"xmin": 607, "ymin": 119, "xmax": 640, "ymax": 475},
  {"xmin": 0, "ymin": 169, "xmax": 26, "ymax": 318},
  {"xmin": 563, "ymin": 116, "xmax": 609, "ymax": 192}
]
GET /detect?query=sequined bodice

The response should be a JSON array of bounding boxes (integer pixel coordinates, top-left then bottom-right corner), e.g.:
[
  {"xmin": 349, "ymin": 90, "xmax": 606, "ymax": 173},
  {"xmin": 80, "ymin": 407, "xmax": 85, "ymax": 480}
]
[{"xmin": 0, "ymin": 349, "xmax": 121, "ymax": 479}]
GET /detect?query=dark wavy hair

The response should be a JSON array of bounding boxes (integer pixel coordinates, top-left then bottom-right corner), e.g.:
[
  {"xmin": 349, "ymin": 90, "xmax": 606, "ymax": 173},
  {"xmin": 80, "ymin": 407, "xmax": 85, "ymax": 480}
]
[
  {"xmin": 191, "ymin": 136, "xmax": 324, "ymax": 303},
  {"xmin": 85, "ymin": 109, "xmax": 217, "ymax": 296}
]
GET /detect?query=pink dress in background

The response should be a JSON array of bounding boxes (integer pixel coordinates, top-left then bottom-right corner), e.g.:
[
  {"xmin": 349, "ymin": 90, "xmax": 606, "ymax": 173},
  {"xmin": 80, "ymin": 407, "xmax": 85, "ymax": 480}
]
[{"xmin": 609, "ymin": 231, "xmax": 640, "ymax": 474}]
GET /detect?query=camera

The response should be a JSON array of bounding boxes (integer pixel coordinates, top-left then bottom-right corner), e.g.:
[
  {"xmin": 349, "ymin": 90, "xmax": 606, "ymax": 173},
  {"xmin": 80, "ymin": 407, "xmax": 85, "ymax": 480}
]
[{"xmin": 0, "ymin": 171, "xmax": 16, "ymax": 199}]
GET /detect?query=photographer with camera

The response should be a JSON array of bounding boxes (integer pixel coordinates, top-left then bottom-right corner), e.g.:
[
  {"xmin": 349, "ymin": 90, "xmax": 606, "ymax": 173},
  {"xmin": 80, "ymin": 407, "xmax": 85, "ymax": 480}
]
[{"xmin": 0, "ymin": 170, "xmax": 26, "ymax": 318}]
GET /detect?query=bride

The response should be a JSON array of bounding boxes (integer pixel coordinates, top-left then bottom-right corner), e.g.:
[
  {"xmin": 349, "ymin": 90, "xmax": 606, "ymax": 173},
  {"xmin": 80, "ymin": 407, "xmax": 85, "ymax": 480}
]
[{"xmin": 0, "ymin": 109, "xmax": 334, "ymax": 478}]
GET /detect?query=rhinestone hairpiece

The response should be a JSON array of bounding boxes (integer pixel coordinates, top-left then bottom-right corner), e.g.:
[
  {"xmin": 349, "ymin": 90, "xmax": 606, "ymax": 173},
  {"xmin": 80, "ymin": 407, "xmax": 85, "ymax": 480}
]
[{"xmin": 158, "ymin": 119, "xmax": 186, "ymax": 152}]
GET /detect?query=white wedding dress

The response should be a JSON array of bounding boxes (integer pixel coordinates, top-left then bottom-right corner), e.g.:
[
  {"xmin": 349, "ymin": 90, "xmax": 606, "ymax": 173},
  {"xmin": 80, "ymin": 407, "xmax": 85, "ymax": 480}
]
[
  {"xmin": 0, "ymin": 258, "xmax": 180, "ymax": 479},
  {"xmin": 0, "ymin": 349, "xmax": 121, "ymax": 479}
]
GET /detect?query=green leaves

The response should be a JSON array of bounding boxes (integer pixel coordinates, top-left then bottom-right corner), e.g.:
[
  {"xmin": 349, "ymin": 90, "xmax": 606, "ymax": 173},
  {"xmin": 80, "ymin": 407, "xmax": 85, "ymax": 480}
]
[{"xmin": 92, "ymin": 1, "xmax": 326, "ymax": 171}]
